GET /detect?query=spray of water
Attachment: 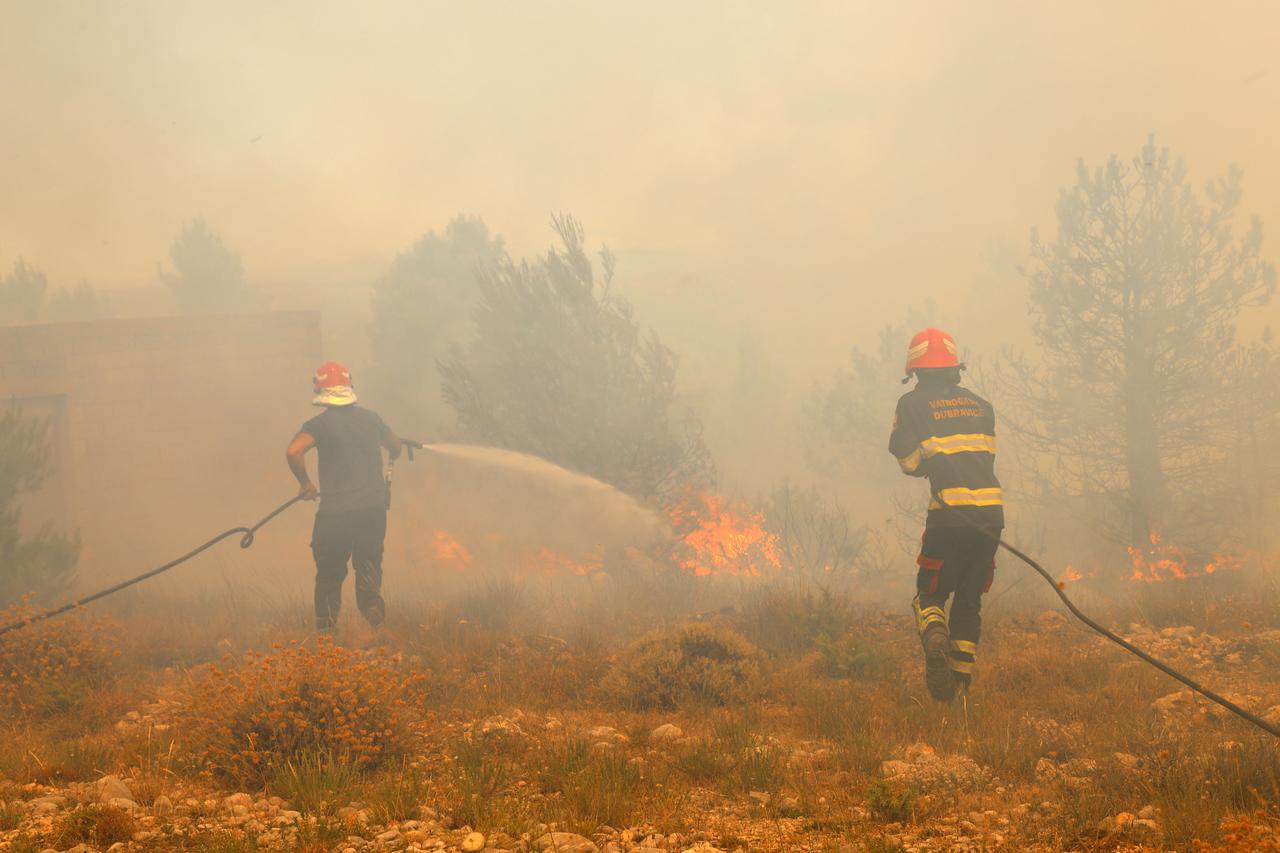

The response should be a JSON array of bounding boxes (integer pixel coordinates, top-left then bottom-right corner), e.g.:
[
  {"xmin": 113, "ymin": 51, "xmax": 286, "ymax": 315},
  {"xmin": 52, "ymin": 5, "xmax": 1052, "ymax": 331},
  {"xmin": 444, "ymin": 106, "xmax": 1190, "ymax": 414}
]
[{"xmin": 387, "ymin": 444, "xmax": 668, "ymax": 572}]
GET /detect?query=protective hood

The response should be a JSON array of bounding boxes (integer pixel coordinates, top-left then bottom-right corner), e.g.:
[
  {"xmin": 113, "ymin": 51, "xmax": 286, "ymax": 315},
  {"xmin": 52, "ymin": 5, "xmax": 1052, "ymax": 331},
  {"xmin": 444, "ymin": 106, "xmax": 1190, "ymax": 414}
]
[{"xmin": 312, "ymin": 385, "xmax": 358, "ymax": 407}]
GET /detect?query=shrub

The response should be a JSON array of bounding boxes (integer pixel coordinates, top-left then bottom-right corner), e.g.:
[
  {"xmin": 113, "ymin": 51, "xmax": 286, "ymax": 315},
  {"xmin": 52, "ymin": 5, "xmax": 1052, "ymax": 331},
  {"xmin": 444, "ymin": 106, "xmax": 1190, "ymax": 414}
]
[
  {"xmin": 0, "ymin": 605, "xmax": 116, "ymax": 718},
  {"xmin": 270, "ymin": 749, "xmax": 362, "ymax": 815},
  {"xmin": 814, "ymin": 633, "xmax": 896, "ymax": 680},
  {"xmin": 174, "ymin": 638, "xmax": 426, "ymax": 786},
  {"xmin": 51, "ymin": 805, "xmax": 134, "ymax": 848},
  {"xmin": 604, "ymin": 623, "xmax": 765, "ymax": 710},
  {"xmin": 739, "ymin": 585, "xmax": 851, "ymax": 657},
  {"xmin": 537, "ymin": 740, "xmax": 643, "ymax": 832},
  {"xmin": 449, "ymin": 735, "xmax": 511, "ymax": 829},
  {"xmin": 866, "ymin": 780, "xmax": 916, "ymax": 822}
]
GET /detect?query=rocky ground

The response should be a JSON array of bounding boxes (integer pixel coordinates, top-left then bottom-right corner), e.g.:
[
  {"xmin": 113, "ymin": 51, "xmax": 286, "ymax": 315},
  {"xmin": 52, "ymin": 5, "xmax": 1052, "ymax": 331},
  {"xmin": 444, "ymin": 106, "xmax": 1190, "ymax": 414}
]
[{"xmin": 3, "ymin": 582, "xmax": 1280, "ymax": 852}]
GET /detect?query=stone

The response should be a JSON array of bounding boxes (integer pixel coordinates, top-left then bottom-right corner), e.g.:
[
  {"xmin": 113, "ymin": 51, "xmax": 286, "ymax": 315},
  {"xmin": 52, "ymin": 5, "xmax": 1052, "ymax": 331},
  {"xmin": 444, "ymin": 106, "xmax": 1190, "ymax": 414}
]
[
  {"xmin": 587, "ymin": 725, "xmax": 628, "ymax": 743},
  {"xmin": 748, "ymin": 790, "xmax": 770, "ymax": 805},
  {"xmin": 651, "ymin": 723, "xmax": 683, "ymax": 742},
  {"xmin": 94, "ymin": 775, "xmax": 135, "ymax": 806},
  {"xmin": 376, "ymin": 828, "xmax": 402, "ymax": 843},
  {"xmin": 463, "ymin": 832, "xmax": 487, "ymax": 851},
  {"xmin": 225, "ymin": 792, "xmax": 253, "ymax": 809},
  {"xmin": 534, "ymin": 832, "xmax": 599, "ymax": 853}
]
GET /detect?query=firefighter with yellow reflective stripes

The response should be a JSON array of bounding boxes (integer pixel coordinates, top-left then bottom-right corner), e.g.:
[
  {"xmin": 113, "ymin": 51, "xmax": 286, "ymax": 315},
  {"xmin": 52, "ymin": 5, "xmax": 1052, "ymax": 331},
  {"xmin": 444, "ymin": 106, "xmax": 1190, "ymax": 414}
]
[{"xmin": 888, "ymin": 327, "xmax": 1003, "ymax": 702}]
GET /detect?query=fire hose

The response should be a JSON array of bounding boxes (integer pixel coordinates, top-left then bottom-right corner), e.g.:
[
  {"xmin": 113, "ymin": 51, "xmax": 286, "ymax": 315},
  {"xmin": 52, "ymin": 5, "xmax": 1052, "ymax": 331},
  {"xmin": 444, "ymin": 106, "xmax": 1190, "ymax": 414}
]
[
  {"xmin": 0, "ymin": 439, "xmax": 432, "ymax": 638},
  {"xmin": 936, "ymin": 497, "xmax": 1280, "ymax": 739},
  {"xmin": 0, "ymin": 496, "xmax": 303, "ymax": 638}
]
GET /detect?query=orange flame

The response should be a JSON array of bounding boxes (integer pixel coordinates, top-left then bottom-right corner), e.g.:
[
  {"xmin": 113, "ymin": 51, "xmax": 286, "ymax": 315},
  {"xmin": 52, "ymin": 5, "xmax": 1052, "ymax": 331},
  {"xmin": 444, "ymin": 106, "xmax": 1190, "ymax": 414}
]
[
  {"xmin": 1060, "ymin": 566, "xmax": 1084, "ymax": 583},
  {"xmin": 1127, "ymin": 530, "xmax": 1244, "ymax": 583},
  {"xmin": 519, "ymin": 546, "xmax": 604, "ymax": 577},
  {"xmin": 666, "ymin": 493, "xmax": 782, "ymax": 577},
  {"xmin": 431, "ymin": 530, "xmax": 473, "ymax": 569}
]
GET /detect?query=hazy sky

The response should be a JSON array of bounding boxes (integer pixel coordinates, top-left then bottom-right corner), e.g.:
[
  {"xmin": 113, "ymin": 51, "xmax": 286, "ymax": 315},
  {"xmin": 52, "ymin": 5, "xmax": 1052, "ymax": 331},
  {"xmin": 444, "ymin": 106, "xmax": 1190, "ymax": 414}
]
[{"xmin": 3, "ymin": 1, "xmax": 1279, "ymax": 359}]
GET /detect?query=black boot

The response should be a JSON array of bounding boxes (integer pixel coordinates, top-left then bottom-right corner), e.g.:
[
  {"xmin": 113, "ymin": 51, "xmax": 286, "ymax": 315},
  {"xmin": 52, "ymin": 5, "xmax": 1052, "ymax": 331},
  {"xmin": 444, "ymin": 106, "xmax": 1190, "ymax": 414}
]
[{"xmin": 921, "ymin": 623, "xmax": 956, "ymax": 702}]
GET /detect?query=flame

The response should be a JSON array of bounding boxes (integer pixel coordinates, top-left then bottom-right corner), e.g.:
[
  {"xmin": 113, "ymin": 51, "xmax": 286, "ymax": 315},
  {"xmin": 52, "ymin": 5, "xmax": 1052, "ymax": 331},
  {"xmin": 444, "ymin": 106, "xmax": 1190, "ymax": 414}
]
[
  {"xmin": 431, "ymin": 530, "xmax": 473, "ymax": 569},
  {"xmin": 1127, "ymin": 530, "xmax": 1244, "ymax": 583},
  {"xmin": 666, "ymin": 493, "xmax": 782, "ymax": 577},
  {"xmin": 1060, "ymin": 566, "xmax": 1084, "ymax": 583},
  {"xmin": 519, "ymin": 546, "xmax": 604, "ymax": 577}
]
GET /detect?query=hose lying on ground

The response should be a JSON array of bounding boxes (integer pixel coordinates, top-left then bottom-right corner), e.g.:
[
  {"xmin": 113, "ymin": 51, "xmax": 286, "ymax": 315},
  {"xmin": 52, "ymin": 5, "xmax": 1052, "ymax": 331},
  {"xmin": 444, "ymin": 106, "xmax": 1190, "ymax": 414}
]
[
  {"xmin": 941, "ymin": 500, "xmax": 1280, "ymax": 739},
  {"xmin": 0, "ymin": 496, "xmax": 302, "ymax": 638}
]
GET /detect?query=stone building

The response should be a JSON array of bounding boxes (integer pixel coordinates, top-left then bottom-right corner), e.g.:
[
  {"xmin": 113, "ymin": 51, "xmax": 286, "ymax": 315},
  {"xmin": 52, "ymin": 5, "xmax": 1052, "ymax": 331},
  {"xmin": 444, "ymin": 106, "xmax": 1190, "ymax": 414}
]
[{"xmin": 0, "ymin": 311, "xmax": 322, "ymax": 590}]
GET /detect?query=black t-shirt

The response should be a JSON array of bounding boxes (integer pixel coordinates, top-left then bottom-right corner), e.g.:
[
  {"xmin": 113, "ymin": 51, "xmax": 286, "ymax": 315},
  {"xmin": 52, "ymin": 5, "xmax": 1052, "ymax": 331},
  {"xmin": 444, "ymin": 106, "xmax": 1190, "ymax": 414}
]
[{"xmin": 300, "ymin": 406, "xmax": 391, "ymax": 515}]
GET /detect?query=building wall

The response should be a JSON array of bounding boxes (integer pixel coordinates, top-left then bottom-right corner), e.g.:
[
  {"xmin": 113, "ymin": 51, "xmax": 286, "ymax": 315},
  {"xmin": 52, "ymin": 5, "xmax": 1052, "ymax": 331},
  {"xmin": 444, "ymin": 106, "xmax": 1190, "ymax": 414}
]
[{"xmin": 0, "ymin": 311, "xmax": 322, "ymax": 588}]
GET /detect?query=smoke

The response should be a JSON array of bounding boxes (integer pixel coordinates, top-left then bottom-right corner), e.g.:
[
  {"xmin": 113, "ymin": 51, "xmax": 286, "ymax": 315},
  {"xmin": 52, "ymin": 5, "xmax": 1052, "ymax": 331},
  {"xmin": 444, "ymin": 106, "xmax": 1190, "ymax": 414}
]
[{"xmin": 3, "ymin": 2, "xmax": 1280, "ymax": 606}]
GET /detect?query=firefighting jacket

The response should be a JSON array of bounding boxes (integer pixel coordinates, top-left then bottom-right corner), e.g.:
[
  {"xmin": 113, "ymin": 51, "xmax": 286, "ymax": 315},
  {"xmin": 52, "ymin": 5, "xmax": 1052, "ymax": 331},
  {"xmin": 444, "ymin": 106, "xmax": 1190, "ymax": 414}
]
[{"xmin": 888, "ymin": 381, "xmax": 1004, "ymax": 530}]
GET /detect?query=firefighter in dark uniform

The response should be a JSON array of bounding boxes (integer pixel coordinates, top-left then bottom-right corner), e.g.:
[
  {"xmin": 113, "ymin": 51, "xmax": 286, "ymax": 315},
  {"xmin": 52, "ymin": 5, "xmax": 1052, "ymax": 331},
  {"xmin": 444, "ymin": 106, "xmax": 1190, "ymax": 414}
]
[
  {"xmin": 888, "ymin": 328, "xmax": 1003, "ymax": 702},
  {"xmin": 286, "ymin": 361, "xmax": 402, "ymax": 633}
]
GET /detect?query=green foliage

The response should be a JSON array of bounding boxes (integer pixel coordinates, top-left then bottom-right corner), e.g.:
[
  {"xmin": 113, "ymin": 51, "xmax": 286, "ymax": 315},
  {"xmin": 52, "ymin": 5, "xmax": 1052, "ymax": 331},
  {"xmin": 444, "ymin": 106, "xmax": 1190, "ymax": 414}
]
[
  {"xmin": 0, "ymin": 800, "xmax": 22, "ymax": 830},
  {"xmin": 605, "ymin": 622, "xmax": 765, "ymax": 710},
  {"xmin": 270, "ymin": 749, "xmax": 362, "ymax": 815},
  {"xmin": 866, "ymin": 780, "xmax": 916, "ymax": 822},
  {"xmin": 0, "ymin": 407, "xmax": 80, "ymax": 604},
  {"xmin": 440, "ymin": 214, "xmax": 713, "ymax": 500},
  {"xmin": 449, "ymin": 736, "xmax": 511, "ymax": 829},
  {"xmin": 366, "ymin": 760, "xmax": 431, "ymax": 824},
  {"xmin": 1006, "ymin": 135, "xmax": 1277, "ymax": 550},
  {"xmin": 538, "ymin": 740, "xmax": 642, "ymax": 833},
  {"xmin": 368, "ymin": 215, "xmax": 506, "ymax": 434},
  {"xmin": 51, "ymin": 804, "xmax": 135, "ymax": 849},
  {"xmin": 0, "ymin": 260, "xmax": 47, "ymax": 323},
  {"xmin": 672, "ymin": 714, "xmax": 788, "ymax": 796},
  {"xmin": 814, "ymin": 633, "xmax": 895, "ymax": 680},
  {"xmin": 739, "ymin": 585, "xmax": 850, "ymax": 657},
  {"xmin": 45, "ymin": 281, "xmax": 105, "ymax": 322},
  {"xmin": 0, "ymin": 260, "xmax": 107, "ymax": 325},
  {"xmin": 159, "ymin": 218, "xmax": 256, "ymax": 314}
]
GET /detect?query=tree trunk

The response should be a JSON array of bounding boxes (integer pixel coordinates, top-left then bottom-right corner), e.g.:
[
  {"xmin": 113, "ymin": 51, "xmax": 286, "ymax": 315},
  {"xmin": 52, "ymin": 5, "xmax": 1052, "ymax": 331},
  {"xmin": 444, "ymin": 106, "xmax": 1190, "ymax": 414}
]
[{"xmin": 1124, "ymin": 380, "xmax": 1167, "ymax": 548}]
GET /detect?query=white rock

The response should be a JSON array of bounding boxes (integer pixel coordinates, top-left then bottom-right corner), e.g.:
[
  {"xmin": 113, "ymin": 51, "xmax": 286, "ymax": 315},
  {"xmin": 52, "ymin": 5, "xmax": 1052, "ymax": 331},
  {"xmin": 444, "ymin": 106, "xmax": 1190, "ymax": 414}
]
[
  {"xmin": 225, "ymin": 792, "xmax": 253, "ymax": 809},
  {"xmin": 462, "ymin": 831, "xmax": 486, "ymax": 851},
  {"xmin": 534, "ymin": 831, "xmax": 599, "ymax": 852},
  {"xmin": 651, "ymin": 723, "xmax": 683, "ymax": 742},
  {"xmin": 94, "ymin": 774, "xmax": 135, "ymax": 805}
]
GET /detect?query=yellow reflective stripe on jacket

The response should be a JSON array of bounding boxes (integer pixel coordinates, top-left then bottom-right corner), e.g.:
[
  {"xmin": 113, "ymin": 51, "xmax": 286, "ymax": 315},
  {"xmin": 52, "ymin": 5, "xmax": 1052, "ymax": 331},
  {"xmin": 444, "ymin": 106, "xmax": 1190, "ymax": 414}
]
[
  {"xmin": 920, "ymin": 433, "xmax": 996, "ymax": 458},
  {"xmin": 929, "ymin": 486, "xmax": 1003, "ymax": 509},
  {"xmin": 897, "ymin": 447, "xmax": 924, "ymax": 474}
]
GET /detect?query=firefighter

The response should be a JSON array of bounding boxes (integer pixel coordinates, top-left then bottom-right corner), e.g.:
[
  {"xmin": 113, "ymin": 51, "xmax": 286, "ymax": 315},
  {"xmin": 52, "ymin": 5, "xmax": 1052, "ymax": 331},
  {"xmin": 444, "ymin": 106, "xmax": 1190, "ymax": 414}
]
[
  {"xmin": 286, "ymin": 362, "xmax": 402, "ymax": 634},
  {"xmin": 888, "ymin": 328, "xmax": 1003, "ymax": 702}
]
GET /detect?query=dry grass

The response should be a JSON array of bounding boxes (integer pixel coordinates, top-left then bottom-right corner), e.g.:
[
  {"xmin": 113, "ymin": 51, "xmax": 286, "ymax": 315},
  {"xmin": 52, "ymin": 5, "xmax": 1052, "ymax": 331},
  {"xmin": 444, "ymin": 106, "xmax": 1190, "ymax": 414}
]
[
  {"xmin": 171, "ymin": 637, "xmax": 428, "ymax": 785},
  {"xmin": 1, "ymin": 575, "xmax": 1278, "ymax": 851}
]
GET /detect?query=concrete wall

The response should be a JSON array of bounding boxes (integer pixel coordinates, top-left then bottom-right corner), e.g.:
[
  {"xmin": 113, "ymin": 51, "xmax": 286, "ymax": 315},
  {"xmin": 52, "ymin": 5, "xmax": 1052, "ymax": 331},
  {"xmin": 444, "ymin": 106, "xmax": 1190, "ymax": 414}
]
[{"xmin": 0, "ymin": 311, "xmax": 323, "ymax": 591}]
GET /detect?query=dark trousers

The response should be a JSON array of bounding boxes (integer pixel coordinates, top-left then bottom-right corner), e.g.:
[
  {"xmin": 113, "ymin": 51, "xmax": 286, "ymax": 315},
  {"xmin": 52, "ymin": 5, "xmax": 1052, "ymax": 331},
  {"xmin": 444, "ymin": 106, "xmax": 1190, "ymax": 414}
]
[
  {"xmin": 311, "ymin": 506, "xmax": 387, "ymax": 632},
  {"xmin": 912, "ymin": 527, "xmax": 999, "ymax": 681}
]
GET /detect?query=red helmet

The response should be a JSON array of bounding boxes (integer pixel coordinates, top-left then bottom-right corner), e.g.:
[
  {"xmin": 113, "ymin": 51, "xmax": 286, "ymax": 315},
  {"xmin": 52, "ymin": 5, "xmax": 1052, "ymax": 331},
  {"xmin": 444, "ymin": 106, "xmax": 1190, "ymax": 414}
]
[
  {"xmin": 905, "ymin": 328, "xmax": 960, "ymax": 375},
  {"xmin": 313, "ymin": 361, "xmax": 352, "ymax": 391}
]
